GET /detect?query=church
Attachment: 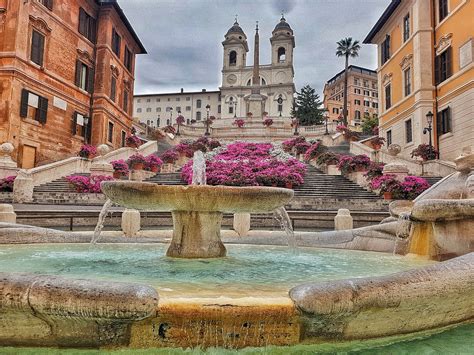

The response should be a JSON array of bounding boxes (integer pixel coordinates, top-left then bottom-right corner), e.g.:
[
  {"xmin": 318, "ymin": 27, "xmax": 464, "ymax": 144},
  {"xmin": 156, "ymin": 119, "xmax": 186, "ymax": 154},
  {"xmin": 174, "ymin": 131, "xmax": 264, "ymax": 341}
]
[{"xmin": 133, "ymin": 16, "xmax": 296, "ymax": 126}]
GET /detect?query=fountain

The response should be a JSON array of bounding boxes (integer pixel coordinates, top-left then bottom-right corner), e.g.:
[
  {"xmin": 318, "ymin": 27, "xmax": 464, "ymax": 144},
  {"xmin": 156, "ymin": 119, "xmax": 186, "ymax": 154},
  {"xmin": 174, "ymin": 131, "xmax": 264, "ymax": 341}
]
[{"xmin": 100, "ymin": 151, "xmax": 294, "ymax": 258}]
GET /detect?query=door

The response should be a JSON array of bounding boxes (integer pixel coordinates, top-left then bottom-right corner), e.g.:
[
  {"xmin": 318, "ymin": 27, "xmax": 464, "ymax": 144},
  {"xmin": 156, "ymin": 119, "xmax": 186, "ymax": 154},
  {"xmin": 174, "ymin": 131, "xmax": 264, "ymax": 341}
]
[{"xmin": 21, "ymin": 145, "xmax": 36, "ymax": 169}]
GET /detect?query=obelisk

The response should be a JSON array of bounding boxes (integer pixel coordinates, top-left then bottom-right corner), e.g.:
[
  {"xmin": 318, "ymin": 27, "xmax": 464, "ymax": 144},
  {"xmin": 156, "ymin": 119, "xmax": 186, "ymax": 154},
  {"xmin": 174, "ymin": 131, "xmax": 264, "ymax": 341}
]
[{"xmin": 246, "ymin": 21, "xmax": 266, "ymax": 119}]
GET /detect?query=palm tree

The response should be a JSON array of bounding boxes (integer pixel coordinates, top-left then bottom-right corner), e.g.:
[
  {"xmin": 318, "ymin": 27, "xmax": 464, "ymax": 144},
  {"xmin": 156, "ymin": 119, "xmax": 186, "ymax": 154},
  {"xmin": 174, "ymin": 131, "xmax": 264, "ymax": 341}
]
[{"xmin": 336, "ymin": 37, "xmax": 361, "ymax": 126}]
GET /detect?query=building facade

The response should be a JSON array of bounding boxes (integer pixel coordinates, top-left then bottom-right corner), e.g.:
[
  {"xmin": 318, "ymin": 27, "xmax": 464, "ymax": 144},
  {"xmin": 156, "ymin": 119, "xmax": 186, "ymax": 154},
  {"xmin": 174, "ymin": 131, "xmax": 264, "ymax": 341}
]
[
  {"xmin": 0, "ymin": 0, "xmax": 145, "ymax": 168},
  {"xmin": 134, "ymin": 89, "xmax": 221, "ymax": 128},
  {"xmin": 133, "ymin": 16, "xmax": 296, "ymax": 127},
  {"xmin": 323, "ymin": 65, "xmax": 379, "ymax": 126},
  {"xmin": 364, "ymin": 0, "xmax": 473, "ymax": 161}
]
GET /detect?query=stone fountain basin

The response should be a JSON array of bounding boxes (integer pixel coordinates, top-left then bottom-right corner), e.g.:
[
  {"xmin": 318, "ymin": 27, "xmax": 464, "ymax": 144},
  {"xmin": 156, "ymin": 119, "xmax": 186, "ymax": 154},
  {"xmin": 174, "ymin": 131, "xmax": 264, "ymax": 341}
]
[{"xmin": 101, "ymin": 181, "xmax": 294, "ymax": 213}]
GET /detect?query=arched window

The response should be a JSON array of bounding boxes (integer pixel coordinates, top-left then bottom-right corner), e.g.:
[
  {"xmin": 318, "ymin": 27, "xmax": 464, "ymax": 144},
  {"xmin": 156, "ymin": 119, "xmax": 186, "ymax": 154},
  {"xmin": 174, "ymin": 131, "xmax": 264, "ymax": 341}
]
[
  {"xmin": 246, "ymin": 77, "xmax": 267, "ymax": 86},
  {"xmin": 196, "ymin": 111, "xmax": 201, "ymax": 120},
  {"xmin": 196, "ymin": 99, "xmax": 201, "ymax": 108},
  {"xmin": 278, "ymin": 47, "xmax": 286, "ymax": 63},
  {"xmin": 277, "ymin": 95, "xmax": 283, "ymax": 113},
  {"xmin": 229, "ymin": 51, "xmax": 237, "ymax": 66}
]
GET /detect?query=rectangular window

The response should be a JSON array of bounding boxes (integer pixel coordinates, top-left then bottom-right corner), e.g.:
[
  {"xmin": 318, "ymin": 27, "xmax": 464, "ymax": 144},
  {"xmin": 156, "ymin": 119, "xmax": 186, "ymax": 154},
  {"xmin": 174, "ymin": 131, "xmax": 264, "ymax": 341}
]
[
  {"xmin": 110, "ymin": 76, "xmax": 116, "ymax": 102},
  {"xmin": 435, "ymin": 47, "xmax": 452, "ymax": 84},
  {"xmin": 186, "ymin": 97, "xmax": 190, "ymax": 101},
  {"xmin": 71, "ymin": 112, "xmax": 88, "ymax": 137},
  {"xmin": 354, "ymin": 99, "xmax": 360, "ymax": 105},
  {"xmin": 78, "ymin": 8, "xmax": 96, "ymax": 42},
  {"xmin": 186, "ymin": 106, "xmax": 191, "ymax": 111},
  {"xmin": 363, "ymin": 80, "xmax": 369, "ymax": 88},
  {"xmin": 196, "ymin": 111, "xmax": 201, "ymax": 120},
  {"xmin": 156, "ymin": 98, "xmax": 160, "ymax": 102},
  {"xmin": 121, "ymin": 130, "xmax": 126, "ymax": 147},
  {"xmin": 381, "ymin": 35, "xmax": 391, "ymax": 64},
  {"xmin": 137, "ymin": 108, "xmax": 142, "ymax": 113},
  {"xmin": 355, "ymin": 111, "xmax": 361, "ymax": 120},
  {"xmin": 20, "ymin": 89, "xmax": 48, "ymax": 124},
  {"xmin": 112, "ymin": 28, "xmax": 121, "ymax": 57},
  {"xmin": 218, "ymin": 105, "xmax": 221, "ymax": 114},
  {"xmin": 439, "ymin": 0, "xmax": 448, "ymax": 21},
  {"xmin": 176, "ymin": 98, "xmax": 180, "ymax": 102},
  {"xmin": 146, "ymin": 108, "xmax": 151, "ymax": 112},
  {"xmin": 124, "ymin": 46, "xmax": 133, "ymax": 72},
  {"xmin": 176, "ymin": 106, "xmax": 181, "ymax": 112},
  {"xmin": 364, "ymin": 100, "xmax": 370, "ymax": 107},
  {"xmin": 108, "ymin": 121, "xmax": 114, "ymax": 143},
  {"xmin": 405, "ymin": 119, "xmax": 413, "ymax": 143},
  {"xmin": 40, "ymin": 0, "xmax": 53, "ymax": 10},
  {"xmin": 385, "ymin": 84, "xmax": 391, "ymax": 110},
  {"xmin": 387, "ymin": 130, "xmax": 392, "ymax": 146},
  {"xmin": 403, "ymin": 13, "xmax": 410, "ymax": 42},
  {"xmin": 404, "ymin": 68, "xmax": 411, "ymax": 96},
  {"xmin": 75, "ymin": 60, "xmax": 94, "ymax": 93},
  {"xmin": 196, "ymin": 100, "xmax": 202, "ymax": 108},
  {"xmin": 229, "ymin": 106, "xmax": 234, "ymax": 114},
  {"xmin": 364, "ymin": 90, "xmax": 370, "ymax": 96},
  {"xmin": 31, "ymin": 30, "xmax": 45, "ymax": 66},
  {"xmin": 437, "ymin": 107, "xmax": 451, "ymax": 135},
  {"xmin": 372, "ymin": 102, "xmax": 378, "ymax": 109},
  {"xmin": 123, "ymin": 89, "xmax": 129, "ymax": 113}
]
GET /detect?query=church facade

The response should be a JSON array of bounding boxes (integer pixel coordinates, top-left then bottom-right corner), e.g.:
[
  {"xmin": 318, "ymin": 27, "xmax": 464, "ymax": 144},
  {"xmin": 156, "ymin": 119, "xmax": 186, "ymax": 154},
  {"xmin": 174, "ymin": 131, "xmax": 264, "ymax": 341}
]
[{"xmin": 133, "ymin": 16, "xmax": 296, "ymax": 127}]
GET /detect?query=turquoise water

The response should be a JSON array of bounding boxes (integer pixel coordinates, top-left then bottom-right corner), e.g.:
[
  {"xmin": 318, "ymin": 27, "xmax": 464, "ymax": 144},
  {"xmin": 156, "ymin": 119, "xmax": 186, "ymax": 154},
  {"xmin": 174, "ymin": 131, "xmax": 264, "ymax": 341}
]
[{"xmin": 0, "ymin": 243, "xmax": 433, "ymax": 297}]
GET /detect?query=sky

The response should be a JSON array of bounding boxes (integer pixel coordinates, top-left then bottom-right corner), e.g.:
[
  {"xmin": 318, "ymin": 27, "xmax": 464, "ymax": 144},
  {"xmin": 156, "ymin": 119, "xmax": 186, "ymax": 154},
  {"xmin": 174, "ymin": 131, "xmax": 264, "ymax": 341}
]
[{"xmin": 120, "ymin": 0, "xmax": 390, "ymax": 97}]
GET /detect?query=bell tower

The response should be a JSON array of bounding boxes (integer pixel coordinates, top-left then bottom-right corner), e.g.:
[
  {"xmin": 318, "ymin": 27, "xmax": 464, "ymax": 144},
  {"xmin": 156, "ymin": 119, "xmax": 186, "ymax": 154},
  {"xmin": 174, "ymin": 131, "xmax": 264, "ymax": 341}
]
[
  {"xmin": 222, "ymin": 18, "xmax": 249, "ymax": 69},
  {"xmin": 270, "ymin": 15, "xmax": 295, "ymax": 67}
]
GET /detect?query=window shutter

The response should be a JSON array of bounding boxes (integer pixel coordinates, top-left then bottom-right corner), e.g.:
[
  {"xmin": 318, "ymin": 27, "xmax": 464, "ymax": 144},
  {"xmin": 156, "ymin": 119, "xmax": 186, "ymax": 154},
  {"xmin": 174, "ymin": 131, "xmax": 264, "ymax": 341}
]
[
  {"xmin": 86, "ymin": 116, "xmax": 92, "ymax": 142},
  {"xmin": 20, "ymin": 89, "xmax": 29, "ymax": 118},
  {"xmin": 37, "ymin": 96, "xmax": 48, "ymax": 124},
  {"xmin": 446, "ymin": 107, "xmax": 451, "ymax": 132},
  {"xmin": 31, "ymin": 31, "xmax": 39, "ymax": 64},
  {"xmin": 71, "ymin": 112, "xmax": 77, "ymax": 135},
  {"xmin": 434, "ymin": 55, "xmax": 440, "ymax": 85},
  {"xmin": 110, "ymin": 76, "xmax": 116, "ymax": 101},
  {"xmin": 45, "ymin": 0, "xmax": 53, "ymax": 10},
  {"xmin": 90, "ymin": 17, "xmax": 97, "ymax": 42},
  {"xmin": 446, "ymin": 47, "xmax": 452, "ymax": 78},
  {"xmin": 87, "ymin": 67, "xmax": 94, "ymax": 94},
  {"xmin": 37, "ymin": 33, "xmax": 44, "ymax": 66},
  {"xmin": 79, "ymin": 8, "xmax": 86, "ymax": 35},
  {"xmin": 75, "ymin": 60, "xmax": 82, "ymax": 87}
]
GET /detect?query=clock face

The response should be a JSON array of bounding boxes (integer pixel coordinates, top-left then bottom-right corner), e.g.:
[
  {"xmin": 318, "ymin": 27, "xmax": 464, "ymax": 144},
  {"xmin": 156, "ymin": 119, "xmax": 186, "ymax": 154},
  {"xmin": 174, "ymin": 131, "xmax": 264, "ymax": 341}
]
[{"xmin": 227, "ymin": 74, "xmax": 237, "ymax": 84}]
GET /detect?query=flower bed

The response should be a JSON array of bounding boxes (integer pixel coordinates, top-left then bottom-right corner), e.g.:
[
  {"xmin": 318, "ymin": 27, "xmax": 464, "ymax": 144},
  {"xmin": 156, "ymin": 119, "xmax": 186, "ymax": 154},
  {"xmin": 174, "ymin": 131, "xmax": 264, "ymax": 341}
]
[
  {"xmin": 369, "ymin": 175, "xmax": 431, "ymax": 200},
  {"xmin": 78, "ymin": 144, "xmax": 97, "ymax": 159},
  {"xmin": 336, "ymin": 155, "xmax": 371, "ymax": 175},
  {"xmin": 66, "ymin": 175, "xmax": 113, "ymax": 193},
  {"xmin": 0, "ymin": 176, "xmax": 16, "ymax": 192},
  {"xmin": 181, "ymin": 142, "xmax": 306, "ymax": 188}
]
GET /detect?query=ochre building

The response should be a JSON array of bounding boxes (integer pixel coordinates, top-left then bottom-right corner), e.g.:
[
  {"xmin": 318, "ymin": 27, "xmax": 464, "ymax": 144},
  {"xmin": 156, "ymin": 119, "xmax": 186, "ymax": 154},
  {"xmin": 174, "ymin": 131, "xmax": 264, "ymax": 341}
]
[
  {"xmin": 364, "ymin": 0, "xmax": 473, "ymax": 161},
  {"xmin": 0, "ymin": 0, "xmax": 146, "ymax": 168}
]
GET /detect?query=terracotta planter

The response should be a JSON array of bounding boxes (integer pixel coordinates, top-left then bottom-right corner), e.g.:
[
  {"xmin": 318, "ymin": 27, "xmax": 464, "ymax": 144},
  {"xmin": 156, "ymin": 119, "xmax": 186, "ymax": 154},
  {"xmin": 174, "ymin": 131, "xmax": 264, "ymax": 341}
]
[
  {"xmin": 131, "ymin": 162, "xmax": 144, "ymax": 171},
  {"xmin": 113, "ymin": 171, "xmax": 122, "ymax": 179},
  {"xmin": 383, "ymin": 192, "xmax": 393, "ymax": 200},
  {"xmin": 285, "ymin": 182, "xmax": 293, "ymax": 189},
  {"xmin": 150, "ymin": 165, "xmax": 160, "ymax": 173}
]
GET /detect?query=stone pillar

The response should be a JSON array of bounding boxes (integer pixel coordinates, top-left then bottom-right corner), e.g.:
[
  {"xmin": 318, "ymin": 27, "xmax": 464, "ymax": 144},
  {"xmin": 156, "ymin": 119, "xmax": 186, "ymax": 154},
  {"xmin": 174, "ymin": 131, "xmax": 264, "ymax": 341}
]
[
  {"xmin": 0, "ymin": 142, "xmax": 19, "ymax": 179},
  {"xmin": 12, "ymin": 175, "xmax": 34, "ymax": 203},
  {"xmin": 121, "ymin": 209, "xmax": 141, "ymax": 237},
  {"xmin": 335, "ymin": 209, "xmax": 353, "ymax": 231},
  {"xmin": 0, "ymin": 204, "xmax": 16, "ymax": 224},
  {"xmin": 233, "ymin": 213, "xmax": 251, "ymax": 237},
  {"xmin": 90, "ymin": 144, "xmax": 114, "ymax": 177},
  {"xmin": 382, "ymin": 163, "xmax": 409, "ymax": 181}
]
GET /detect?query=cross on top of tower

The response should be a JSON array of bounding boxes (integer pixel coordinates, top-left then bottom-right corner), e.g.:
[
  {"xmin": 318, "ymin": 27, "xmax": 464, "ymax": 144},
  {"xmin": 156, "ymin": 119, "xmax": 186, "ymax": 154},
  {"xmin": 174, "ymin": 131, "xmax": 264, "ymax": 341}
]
[
  {"xmin": 234, "ymin": 15, "xmax": 238, "ymax": 24},
  {"xmin": 256, "ymin": 21, "xmax": 259, "ymax": 32}
]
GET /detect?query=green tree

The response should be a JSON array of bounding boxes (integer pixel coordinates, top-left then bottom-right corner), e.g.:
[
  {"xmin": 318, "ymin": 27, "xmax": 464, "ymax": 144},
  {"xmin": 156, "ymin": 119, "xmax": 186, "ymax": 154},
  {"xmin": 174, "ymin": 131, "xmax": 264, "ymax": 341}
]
[
  {"xmin": 336, "ymin": 37, "xmax": 361, "ymax": 125},
  {"xmin": 361, "ymin": 115, "xmax": 379, "ymax": 135},
  {"xmin": 291, "ymin": 85, "xmax": 324, "ymax": 126}
]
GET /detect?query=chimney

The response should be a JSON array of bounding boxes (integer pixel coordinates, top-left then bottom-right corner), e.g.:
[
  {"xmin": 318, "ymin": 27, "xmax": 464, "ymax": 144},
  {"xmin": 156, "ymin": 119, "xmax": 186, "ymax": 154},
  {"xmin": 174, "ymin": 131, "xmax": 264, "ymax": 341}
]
[
  {"xmin": 180, "ymin": 88, "xmax": 184, "ymax": 93},
  {"xmin": 202, "ymin": 89, "xmax": 206, "ymax": 92}
]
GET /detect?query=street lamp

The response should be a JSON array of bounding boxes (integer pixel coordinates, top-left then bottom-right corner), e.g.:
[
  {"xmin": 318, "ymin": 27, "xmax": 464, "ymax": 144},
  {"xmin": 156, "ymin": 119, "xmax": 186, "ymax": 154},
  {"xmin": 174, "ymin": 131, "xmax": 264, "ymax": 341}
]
[
  {"xmin": 169, "ymin": 107, "xmax": 173, "ymax": 124},
  {"xmin": 205, "ymin": 104, "xmax": 211, "ymax": 136},
  {"xmin": 176, "ymin": 110, "xmax": 182, "ymax": 136},
  {"xmin": 324, "ymin": 109, "xmax": 329, "ymax": 135},
  {"xmin": 423, "ymin": 111, "xmax": 434, "ymax": 160},
  {"xmin": 293, "ymin": 107, "xmax": 299, "ymax": 136},
  {"xmin": 277, "ymin": 96, "xmax": 283, "ymax": 117}
]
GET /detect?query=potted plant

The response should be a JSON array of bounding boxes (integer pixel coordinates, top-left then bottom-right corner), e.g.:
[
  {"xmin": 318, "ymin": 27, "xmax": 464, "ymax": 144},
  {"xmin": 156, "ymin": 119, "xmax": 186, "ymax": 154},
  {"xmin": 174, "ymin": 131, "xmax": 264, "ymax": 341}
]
[
  {"xmin": 363, "ymin": 162, "xmax": 385, "ymax": 184},
  {"xmin": 411, "ymin": 144, "xmax": 438, "ymax": 161},
  {"xmin": 111, "ymin": 159, "xmax": 129, "ymax": 179},
  {"xmin": 161, "ymin": 150, "xmax": 179, "ymax": 164},
  {"xmin": 126, "ymin": 135, "xmax": 142, "ymax": 149},
  {"xmin": 263, "ymin": 118, "xmax": 274, "ymax": 127},
  {"xmin": 304, "ymin": 141, "xmax": 327, "ymax": 162},
  {"xmin": 233, "ymin": 119, "xmax": 245, "ymax": 128},
  {"xmin": 0, "ymin": 176, "xmax": 16, "ymax": 192},
  {"xmin": 398, "ymin": 176, "xmax": 431, "ymax": 200},
  {"xmin": 145, "ymin": 154, "xmax": 163, "ymax": 172},
  {"xmin": 78, "ymin": 144, "xmax": 97, "ymax": 159},
  {"xmin": 127, "ymin": 153, "xmax": 146, "ymax": 170},
  {"xmin": 337, "ymin": 155, "xmax": 371, "ymax": 175},
  {"xmin": 369, "ymin": 136, "xmax": 386, "ymax": 150},
  {"xmin": 369, "ymin": 174, "xmax": 401, "ymax": 200}
]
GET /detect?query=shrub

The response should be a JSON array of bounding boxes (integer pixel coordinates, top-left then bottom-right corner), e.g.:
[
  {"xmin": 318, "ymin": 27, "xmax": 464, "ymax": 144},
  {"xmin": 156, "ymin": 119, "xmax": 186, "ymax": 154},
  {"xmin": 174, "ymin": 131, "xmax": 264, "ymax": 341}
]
[
  {"xmin": 263, "ymin": 118, "xmax": 274, "ymax": 127},
  {"xmin": 294, "ymin": 141, "xmax": 311, "ymax": 155},
  {"xmin": 316, "ymin": 152, "xmax": 340, "ymax": 166},
  {"xmin": 399, "ymin": 176, "xmax": 431, "ymax": 200},
  {"xmin": 161, "ymin": 150, "xmax": 179, "ymax": 164},
  {"xmin": 126, "ymin": 135, "xmax": 142, "ymax": 148},
  {"xmin": 181, "ymin": 142, "xmax": 306, "ymax": 188},
  {"xmin": 369, "ymin": 174, "xmax": 400, "ymax": 194},
  {"xmin": 411, "ymin": 144, "xmax": 438, "ymax": 161},
  {"xmin": 66, "ymin": 175, "xmax": 113, "ymax": 193},
  {"xmin": 233, "ymin": 119, "xmax": 245, "ymax": 128},
  {"xmin": 282, "ymin": 136, "xmax": 306, "ymax": 153},
  {"xmin": 145, "ymin": 154, "xmax": 163, "ymax": 170},
  {"xmin": 78, "ymin": 144, "xmax": 97, "ymax": 159},
  {"xmin": 337, "ymin": 154, "xmax": 371, "ymax": 174},
  {"xmin": 174, "ymin": 142, "xmax": 194, "ymax": 158},
  {"xmin": 0, "ymin": 176, "xmax": 16, "ymax": 192},
  {"xmin": 304, "ymin": 141, "xmax": 327, "ymax": 162},
  {"xmin": 111, "ymin": 160, "xmax": 129, "ymax": 174},
  {"xmin": 361, "ymin": 116, "xmax": 379, "ymax": 135}
]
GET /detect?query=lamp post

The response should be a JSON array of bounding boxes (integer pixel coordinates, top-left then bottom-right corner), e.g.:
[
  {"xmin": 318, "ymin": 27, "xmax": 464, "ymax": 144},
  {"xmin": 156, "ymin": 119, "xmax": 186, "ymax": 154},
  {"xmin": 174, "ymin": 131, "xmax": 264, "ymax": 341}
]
[
  {"xmin": 423, "ymin": 111, "xmax": 434, "ymax": 160},
  {"xmin": 277, "ymin": 96, "xmax": 283, "ymax": 117},
  {"xmin": 324, "ymin": 109, "xmax": 329, "ymax": 135},
  {"xmin": 169, "ymin": 108, "xmax": 173, "ymax": 127},
  {"xmin": 293, "ymin": 107, "xmax": 299, "ymax": 136},
  {"xmin": 205, "ymin": 104, "xmax": 211, "ymax": 136},
  {"xmin": 176, "ymin": 110, "xmax": 182, "ymax": 136}
]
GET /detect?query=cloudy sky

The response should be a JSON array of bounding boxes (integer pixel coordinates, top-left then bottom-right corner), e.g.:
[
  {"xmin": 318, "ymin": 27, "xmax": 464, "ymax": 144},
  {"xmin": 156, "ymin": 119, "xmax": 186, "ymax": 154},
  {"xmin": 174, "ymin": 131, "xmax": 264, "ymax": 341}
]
[{"xmin": 120, "ymin": 0, "xmax": 390, "ymax": 97}]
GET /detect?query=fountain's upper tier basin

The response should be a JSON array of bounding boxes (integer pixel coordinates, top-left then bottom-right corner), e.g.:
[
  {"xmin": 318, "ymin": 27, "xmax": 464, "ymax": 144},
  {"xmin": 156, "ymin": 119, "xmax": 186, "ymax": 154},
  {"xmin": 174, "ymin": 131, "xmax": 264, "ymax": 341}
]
[{"xmin": 101, "ymin": 181, "xmax": 294, "ymax": 212}]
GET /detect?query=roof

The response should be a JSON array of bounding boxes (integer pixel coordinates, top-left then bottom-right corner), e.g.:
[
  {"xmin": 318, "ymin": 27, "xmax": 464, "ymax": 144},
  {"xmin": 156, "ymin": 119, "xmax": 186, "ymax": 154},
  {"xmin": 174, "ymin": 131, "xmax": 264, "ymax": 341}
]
[
  {"xmin": 226, "ymin": 21, "xmax": 245, "ymax": 36},
  {"xmin": 134, "ymin": 90, "xmax": 220, "ymax": 97},
  {"xmin": 326, "ymin": 65, "xmax": 377, "ymax": 85},
  {"xmin": 363, "ymin": 0, "xmax": 401, "ymax": 44},
  {"xmin": 273, "ymin": 16, "xmax": 292, "ymax": 32},
  {"xmin": 96, "ymin": 0, "xmax": 147, "ymax": 53}
]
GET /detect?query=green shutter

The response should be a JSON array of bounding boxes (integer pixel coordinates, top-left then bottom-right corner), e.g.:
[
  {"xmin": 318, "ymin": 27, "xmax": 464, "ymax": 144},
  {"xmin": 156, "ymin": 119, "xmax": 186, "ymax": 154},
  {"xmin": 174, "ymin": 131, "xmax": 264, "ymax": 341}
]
[
  {"xmin": 87, "ymin": 66, "xmax": 94, "ymax": 94},
  {"xmin": 20, "ymin": 89, "xmax": 29, "ymax": 118},
  {"xmin": 446, "ymin": 47, "xmax": 452, "ymax": 78},
  {"xmin": 75, "ymin": 60, "xmax": 82, "ymax": 87},
  {"xmin": 37, "ymin": 96, "xmax": 48, "ymax": 124},
  {"xmin": 79, "ymin": 8, "xmax": 86, "ymax": 35},
  {"xmin": 71, "ymin": 112, "xmax": 77, "ymax": 135}
]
